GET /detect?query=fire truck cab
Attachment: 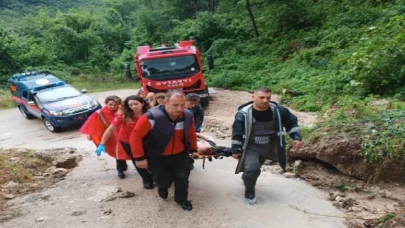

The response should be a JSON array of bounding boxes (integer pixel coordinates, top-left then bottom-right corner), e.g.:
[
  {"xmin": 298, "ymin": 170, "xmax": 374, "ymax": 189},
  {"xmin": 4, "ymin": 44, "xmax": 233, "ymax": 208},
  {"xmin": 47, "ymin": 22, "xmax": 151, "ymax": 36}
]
[{"xmin": 133, "ymin": 40, "xmax": 213, "ymax": 106}]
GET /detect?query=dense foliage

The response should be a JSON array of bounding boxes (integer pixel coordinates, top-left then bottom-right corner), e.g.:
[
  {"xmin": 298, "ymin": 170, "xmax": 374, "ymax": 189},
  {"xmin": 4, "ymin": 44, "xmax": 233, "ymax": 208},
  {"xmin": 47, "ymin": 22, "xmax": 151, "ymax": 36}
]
[{"xmin": 1, "ymin": 0, "xmax": 404, "ymax": 164}]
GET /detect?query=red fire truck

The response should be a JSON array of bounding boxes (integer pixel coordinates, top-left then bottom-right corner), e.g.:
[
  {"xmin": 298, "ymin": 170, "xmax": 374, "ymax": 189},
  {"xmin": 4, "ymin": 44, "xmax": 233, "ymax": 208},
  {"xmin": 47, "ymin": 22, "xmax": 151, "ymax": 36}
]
[{"xmin": 127, "ymin": 40, "xmax": 214, "ymax": 106}]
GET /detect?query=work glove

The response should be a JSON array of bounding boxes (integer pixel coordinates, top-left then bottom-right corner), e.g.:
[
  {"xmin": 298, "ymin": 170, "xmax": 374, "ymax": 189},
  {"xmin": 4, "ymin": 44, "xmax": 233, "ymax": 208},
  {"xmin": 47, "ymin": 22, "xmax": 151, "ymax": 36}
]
[
  {"xmin": 196, "ymin": 125, "xmax": 202, "ymax": 133},
  {"xmin": 95, "ymin": 144, "xmax": 106, "ymax": 157}
]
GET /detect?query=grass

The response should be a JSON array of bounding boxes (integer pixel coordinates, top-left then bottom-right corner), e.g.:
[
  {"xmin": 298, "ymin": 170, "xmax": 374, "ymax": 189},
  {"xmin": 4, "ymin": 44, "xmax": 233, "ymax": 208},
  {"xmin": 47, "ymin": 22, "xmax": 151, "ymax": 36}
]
[
  {"xmin": 337, "ymin": 184, "xmax": 350, "ymax": 192},
  {"xmin": 286, "ymin": 167, "xmax": 298, "ymax": 173},
  {"xmin": 67, "ymin": 73, "xmax": 141, "ymax": 93},
  {"xmin": 376, "ymin": 213, "xmax": 396, "ymax": 226},
  {"xmin": 0, "ymin": 88, "xmax": 16, "ymax": 110},
  {"xmin": 0, "ymin": 149, "xmax": 52, "ymax": 185},
  {"xmin": 0, "ymin": 148, "xmax": 55, "ymax": 212},
  {"xmin": 0, "ymin": 73, "xmax": 141, "ymax": 110}
]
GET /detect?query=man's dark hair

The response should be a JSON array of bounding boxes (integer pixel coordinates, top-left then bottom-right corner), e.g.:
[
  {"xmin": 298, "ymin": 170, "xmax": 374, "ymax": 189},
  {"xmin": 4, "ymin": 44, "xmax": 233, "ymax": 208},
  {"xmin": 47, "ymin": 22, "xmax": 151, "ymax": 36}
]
[
  {"xmin": 186, "ymin": 93, "xmax": 200, "ymax": 103},
  {"xmin": 254, "ymin": 87, "xmax": 272, "ymax": 94}
]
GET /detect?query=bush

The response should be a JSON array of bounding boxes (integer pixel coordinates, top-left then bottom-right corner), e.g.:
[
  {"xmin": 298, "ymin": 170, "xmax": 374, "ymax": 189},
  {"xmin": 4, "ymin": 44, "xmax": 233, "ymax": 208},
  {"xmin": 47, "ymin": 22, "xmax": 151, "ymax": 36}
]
[
  {"xmin": 348, "ymin": 16, "xmax": 405, "ymax": 94},
  {"xmin": 304, "ymin": 95, "xmax": 405, "ymax": 164},
  {"xmin": 361, "ymin": 108, "xmax": 405, "ymax": 163}
]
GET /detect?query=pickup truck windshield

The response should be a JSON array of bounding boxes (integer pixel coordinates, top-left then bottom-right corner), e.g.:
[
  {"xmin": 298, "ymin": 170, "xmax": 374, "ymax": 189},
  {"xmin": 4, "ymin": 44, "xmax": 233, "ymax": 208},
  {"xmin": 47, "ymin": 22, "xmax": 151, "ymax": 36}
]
[
  {"xmin": 140, "ymin": 55, "xmax": 200, "ymax": 80},
  {"xmin": 36, "ymin": 86, "xmax": 81, "ymax": 103}
]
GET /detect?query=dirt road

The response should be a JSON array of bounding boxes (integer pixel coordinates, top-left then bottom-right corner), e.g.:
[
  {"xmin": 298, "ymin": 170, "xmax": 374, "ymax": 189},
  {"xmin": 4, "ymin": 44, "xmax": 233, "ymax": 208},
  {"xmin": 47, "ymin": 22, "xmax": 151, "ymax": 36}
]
[{"xmin": 0, "ymin": 89, "xmax": 345, "ymax": 228}]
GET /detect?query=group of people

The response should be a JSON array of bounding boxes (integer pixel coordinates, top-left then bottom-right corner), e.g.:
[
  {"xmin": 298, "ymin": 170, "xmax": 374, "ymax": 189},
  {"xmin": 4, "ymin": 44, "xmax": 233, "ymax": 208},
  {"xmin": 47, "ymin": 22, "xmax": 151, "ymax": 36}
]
[{"xmin": 80, "ymin": 87, "xmax": 303, "ymax": 210}]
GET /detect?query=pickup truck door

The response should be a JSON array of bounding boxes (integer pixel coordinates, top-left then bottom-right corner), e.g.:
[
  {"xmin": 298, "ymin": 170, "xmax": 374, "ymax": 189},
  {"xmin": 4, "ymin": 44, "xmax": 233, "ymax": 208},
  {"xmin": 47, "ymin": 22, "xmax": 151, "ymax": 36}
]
[{"xmin": 22, "ymin": 90, "xmax": 41, "ymax": 118}]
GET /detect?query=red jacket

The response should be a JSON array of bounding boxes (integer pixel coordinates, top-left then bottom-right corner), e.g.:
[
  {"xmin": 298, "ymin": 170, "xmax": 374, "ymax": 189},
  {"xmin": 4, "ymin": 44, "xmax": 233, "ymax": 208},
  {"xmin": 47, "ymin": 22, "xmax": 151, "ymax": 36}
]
[
  {"xmin": 80, "ymin": 106, "xmax": 130, "ymax": 160},
  {"xmin": 130, "ymin": 108, "xmax": 198, "ymax": 160},
  {"xmin": 112, "ymin": 115, "xmax": 139, "ymax": 144}
]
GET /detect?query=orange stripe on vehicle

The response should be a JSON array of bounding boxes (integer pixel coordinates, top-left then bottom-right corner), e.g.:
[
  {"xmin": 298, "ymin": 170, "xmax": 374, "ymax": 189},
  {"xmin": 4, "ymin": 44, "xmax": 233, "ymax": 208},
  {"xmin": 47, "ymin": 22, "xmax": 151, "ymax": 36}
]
[{"xmin": 13, "ymin": 97, "xmax": 41, "ymax": 111}]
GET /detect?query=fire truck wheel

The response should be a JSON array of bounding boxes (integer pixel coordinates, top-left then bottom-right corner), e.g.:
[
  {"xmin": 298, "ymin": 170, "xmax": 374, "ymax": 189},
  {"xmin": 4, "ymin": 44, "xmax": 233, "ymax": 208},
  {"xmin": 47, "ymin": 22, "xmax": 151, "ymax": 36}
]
[
  {"xmin": 43, "ymin": 118, "xmax": 61, "ymax": 133},
  {"xmin": 200, "ymin": 97, "xmax": 209, "ymax": 107},
  {"xmin": 18, "ymin": 106, "xmax": 35, "ymax": 119}
]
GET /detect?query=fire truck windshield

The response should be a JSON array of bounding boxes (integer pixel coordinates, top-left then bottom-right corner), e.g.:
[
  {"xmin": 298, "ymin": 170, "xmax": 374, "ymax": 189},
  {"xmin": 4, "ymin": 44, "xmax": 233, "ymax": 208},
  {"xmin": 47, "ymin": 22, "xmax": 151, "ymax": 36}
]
[{"xmin": 140, "ymin": 55, "xmax": 200, "ymax": 80}]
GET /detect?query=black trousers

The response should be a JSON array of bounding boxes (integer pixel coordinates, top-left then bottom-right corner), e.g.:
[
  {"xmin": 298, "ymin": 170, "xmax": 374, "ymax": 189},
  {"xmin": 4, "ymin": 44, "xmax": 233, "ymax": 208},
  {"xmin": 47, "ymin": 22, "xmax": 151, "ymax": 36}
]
[
  {"xmin": 116, "ymin": 159, "xmax": 128, "ymax": 172},
  {"xmin": 120, "ymin": 141, "xmax": 154, "ymax": 184},
  {"xmin": 242, "ymin": 149, "xmax": 268, "ymax": 189},
  {"xmin": 188, "ymin": 157, "xmax": 194, "ymax": 165},
  {"xmin": 149, "ymin": 151, "xmax": 190, "ymax": 203}
]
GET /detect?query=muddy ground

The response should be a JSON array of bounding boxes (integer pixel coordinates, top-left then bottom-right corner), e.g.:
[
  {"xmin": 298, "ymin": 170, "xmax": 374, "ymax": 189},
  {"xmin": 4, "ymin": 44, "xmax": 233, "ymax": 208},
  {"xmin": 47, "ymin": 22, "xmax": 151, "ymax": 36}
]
[
  {"xmin": 0, "ymin": 148, "xmax": 82, "ymax": 218},
  {"xmin": 0, "ymin": 88, "xmax": 401, "ymax": 227}
]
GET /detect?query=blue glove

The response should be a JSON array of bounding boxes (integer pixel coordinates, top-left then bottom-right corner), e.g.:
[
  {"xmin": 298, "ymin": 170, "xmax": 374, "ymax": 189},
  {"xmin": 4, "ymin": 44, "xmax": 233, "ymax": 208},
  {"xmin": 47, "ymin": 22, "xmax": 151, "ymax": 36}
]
[
  {"xmin": 196, "ymin": 125, "xmax": 202, "ymax": 133},
  {"xmin": 95, "ymin": 144, "xmax": 106, "ymax": 157}
]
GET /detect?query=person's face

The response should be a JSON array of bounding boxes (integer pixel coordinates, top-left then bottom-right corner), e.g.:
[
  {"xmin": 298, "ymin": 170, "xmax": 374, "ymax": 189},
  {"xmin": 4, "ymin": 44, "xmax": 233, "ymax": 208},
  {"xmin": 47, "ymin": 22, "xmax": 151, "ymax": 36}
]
[
  {"xmin": 138, "ymin": 91, "xmax": 146, "ymax": 99},
  {"xmin": 146, "ymin": 93, "xmax": 155, "ymax": 101},
  {"xmin": 252, "ymin": 91, "xmax": 271, "ymax": 110},
  {"xmin": 185, "ymin": 101, "xmax": 198, "ymax": 109},
  {"xmin": 106, "ymin": 100, "xmax": 119, "ymax": 111},
  {"xmin": 164, "ymin": 95, "xmax": 186, "ymax": 117},
  {"xmin": 128, "ymin": 99, "xmax": 144, "ymax": 113},
  {"xmin": 157, "ymin": 97, "xmax": 164, "ymax": 105}
]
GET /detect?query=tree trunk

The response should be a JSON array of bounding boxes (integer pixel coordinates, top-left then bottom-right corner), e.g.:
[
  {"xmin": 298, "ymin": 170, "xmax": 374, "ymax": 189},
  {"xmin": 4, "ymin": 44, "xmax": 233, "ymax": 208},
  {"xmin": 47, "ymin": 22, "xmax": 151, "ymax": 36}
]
[
  {"xmin": 147, "ymin": 0, "xmax": 153, "ymax": 10},
  {"xmin": 246, "ymin": 0, "xmax": 259, "ymax": 37},
  {"xmin": 192, "ymin": 0, "xmax": 200, "ymax": 12},
  {"xmin": 211, "ymin": 0, "xmax": 215, "ymax": 12}
]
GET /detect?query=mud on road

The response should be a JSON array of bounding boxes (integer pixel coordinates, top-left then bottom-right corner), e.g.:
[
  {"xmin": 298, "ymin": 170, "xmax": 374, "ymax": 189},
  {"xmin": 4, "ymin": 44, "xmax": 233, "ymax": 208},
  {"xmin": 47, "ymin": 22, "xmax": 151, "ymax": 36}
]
[{"xmin": 0, "ymin": 88, "xmax": 347, "ymax": 228}]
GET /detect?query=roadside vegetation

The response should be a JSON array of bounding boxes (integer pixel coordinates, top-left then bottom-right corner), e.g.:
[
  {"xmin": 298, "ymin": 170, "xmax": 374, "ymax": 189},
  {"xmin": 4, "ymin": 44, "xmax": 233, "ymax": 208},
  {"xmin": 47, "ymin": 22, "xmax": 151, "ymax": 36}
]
[
  {"xmin": 0, "ymin": 149, "xmax": 51, "ymax": 185},
  {"xmin": 0, "ymin": 89, "xmax": 15, "ymax": 109},
  {"xmin": 0, "ymin": 148, "xmax": 81, "ymax": 212},
  {"xmin": 0, "ymin": 0, "xmax": 404, "ymax": 173},
  {"xmin": 0, "ymin": 148, "xmax": 53, "ymax": 211}
]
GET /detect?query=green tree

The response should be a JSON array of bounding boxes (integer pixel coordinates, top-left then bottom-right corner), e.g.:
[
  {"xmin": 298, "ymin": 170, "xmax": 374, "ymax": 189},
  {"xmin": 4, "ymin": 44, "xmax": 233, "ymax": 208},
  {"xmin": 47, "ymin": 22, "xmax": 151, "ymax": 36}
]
[{"xmin": 0, "ymin": 29, "xmax": 19, "ymax": 77}]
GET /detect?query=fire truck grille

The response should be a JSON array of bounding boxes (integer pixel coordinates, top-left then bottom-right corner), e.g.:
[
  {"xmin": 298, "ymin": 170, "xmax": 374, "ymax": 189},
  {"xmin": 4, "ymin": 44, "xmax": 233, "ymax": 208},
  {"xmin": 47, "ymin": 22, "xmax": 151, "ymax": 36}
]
[{"xmin": 183, "ymin": 80, "xmax": 201, "ymax": 90}]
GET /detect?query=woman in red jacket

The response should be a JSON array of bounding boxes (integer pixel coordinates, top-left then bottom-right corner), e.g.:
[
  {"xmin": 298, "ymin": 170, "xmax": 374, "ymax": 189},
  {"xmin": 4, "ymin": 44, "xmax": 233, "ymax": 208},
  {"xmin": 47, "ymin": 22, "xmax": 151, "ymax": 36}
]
[
  {"xmin": 97, "ymin": 95, "xmax": 154, "ymax": 189},
  {"xmin": 80, "ymin": 96, "xmax": 131, "ymax": 177}
]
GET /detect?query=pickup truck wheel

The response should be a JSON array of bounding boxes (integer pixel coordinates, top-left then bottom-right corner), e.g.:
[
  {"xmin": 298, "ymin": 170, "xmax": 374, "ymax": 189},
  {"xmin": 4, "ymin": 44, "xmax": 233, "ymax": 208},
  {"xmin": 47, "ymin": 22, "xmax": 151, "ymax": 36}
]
[
  {"xmin": 43, "ymin": 118, "xmax": 61, "ymax": 133},
  {"xmin": 19, "ymin": 106, "xmax": 35, "ymax": 119},
  {"xmin": 200, "ymin": 97, "xmax": 209, "ymax": 107}
]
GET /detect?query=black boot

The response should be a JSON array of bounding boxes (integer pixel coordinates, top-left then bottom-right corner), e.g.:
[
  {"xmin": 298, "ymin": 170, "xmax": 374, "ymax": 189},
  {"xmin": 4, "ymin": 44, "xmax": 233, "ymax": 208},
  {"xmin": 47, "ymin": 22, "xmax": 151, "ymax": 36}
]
[
  {"xmin": 118, "ymin": 170, "xmax": 126, "ymax": 179},
  {"xmin": 245, "ymin": 187, "xmax": 256, "ymax": 199},
  {"xmin": 158, "ymin": 188, "xmax": 168, "ymax": 199},
  {"xmin": 176, "ymin": 200, "xmax": 193, "ymax": 211},
  {"xmin": 245, "ymin": 186, "xmax": 256, "ymax": 204},
  {"xmin": 143, "ymin": 181, "xmax": 155, "ymax": 190},
  {"xmin": 245, "ymin": 187, "xmax": 255, "ymax": 199},
  {"xmin": 116, "ymin": 160, "xmax": 127, "ymax": 178}
]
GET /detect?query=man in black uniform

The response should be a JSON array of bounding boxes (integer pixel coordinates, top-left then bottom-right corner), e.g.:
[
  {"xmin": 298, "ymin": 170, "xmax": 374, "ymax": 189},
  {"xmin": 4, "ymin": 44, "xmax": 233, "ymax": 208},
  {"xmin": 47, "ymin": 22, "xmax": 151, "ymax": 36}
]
[{"xmin": 231, "ymin": 87, "xmax": 303, "ymax": 204}]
